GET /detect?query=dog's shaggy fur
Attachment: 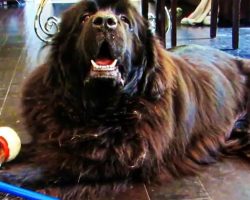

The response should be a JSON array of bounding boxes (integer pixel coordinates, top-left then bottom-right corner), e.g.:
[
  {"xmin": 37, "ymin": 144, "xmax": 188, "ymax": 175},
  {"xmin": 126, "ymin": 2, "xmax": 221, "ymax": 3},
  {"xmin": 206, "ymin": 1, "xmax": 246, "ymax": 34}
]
[{"xmin": 1, "ymin": 0, "xmax": 250, "ymax": 199}]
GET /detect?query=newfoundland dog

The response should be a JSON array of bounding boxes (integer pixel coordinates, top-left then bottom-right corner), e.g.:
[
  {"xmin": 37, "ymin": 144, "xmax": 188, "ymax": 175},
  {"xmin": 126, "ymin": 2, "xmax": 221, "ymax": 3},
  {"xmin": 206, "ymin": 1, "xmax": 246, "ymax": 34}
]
[{"xmin": 1, "ymin": 0, "xmax": 250, "ymax": 199}]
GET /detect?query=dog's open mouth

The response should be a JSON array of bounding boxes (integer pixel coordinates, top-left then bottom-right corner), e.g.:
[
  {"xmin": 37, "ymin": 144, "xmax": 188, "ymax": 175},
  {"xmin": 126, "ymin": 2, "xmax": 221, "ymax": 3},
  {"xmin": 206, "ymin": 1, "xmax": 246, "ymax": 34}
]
[{"xmin": 89, "ymin": 42, "xmax": 124, "ymax": 85}]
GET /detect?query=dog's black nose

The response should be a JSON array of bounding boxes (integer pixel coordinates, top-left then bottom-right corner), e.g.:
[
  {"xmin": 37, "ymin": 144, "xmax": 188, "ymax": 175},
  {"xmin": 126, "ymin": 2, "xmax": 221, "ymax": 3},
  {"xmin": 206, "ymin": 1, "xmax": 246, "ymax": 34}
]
[{"xmin": 92, "ymin": 12, "xmax": 118, "ymax": 30}]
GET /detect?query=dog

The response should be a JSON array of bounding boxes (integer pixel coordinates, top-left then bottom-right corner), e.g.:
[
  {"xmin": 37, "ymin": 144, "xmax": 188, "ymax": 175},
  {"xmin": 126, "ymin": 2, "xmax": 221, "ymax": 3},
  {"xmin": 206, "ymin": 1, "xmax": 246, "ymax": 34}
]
[{"xmin": 1, "ymin": 0, "xmax": 250, "ymax": 199}]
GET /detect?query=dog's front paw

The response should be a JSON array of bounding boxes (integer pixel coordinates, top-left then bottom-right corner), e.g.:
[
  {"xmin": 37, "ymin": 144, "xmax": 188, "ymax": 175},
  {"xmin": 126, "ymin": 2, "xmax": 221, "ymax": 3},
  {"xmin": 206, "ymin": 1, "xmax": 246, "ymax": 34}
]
[
  {"xmin": 231, "ymin": 116, "xmax": 250, "ymax": 137},
  {"xmin": 0, "ymin": 164, "xmax": 45, "ymax": 186},
  {"xmin": 37, "ymin": 187, "xmax": 61, "ymax": 199},
  {"xmin": 226, "ymin": 115, "xmax": 250, "ymax": 158}
]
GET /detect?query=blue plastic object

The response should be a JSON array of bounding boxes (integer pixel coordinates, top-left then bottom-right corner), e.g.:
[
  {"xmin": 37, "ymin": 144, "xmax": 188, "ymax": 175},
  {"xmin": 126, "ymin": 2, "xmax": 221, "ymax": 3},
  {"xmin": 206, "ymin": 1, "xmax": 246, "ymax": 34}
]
[{"xmin": 0, "ymin": 181, "xmax": 59, "ymax": 200}]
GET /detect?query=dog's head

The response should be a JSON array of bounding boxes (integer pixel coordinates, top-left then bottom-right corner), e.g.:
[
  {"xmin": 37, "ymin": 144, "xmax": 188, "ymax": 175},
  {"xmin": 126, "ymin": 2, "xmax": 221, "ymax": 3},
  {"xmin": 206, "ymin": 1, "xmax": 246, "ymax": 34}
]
[
  {"xmin": 46, "ymin": 0, "xmax": 166, "ymax": 110},
  {"xmin": 77, "ymin": 2, "xmax": 138, "ymax": 86}
]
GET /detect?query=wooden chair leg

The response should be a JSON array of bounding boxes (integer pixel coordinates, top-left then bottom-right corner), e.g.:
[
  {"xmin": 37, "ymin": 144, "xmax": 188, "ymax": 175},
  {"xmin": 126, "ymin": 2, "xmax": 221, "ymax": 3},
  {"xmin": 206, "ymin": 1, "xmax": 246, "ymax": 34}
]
[
  {"xmin": 156, "ymin": 0, "xmax": 166, "ymax": 45},
  {"xmin": 143, "ymin": 0, "xmax": 177, "ymax": 48},
  {"xmin": 210, "ymin": 0, "xmax": 219, "ymax": 38},
  {"xmin": 171, "ymin": 0, "xmax": 177, "ymax": 47},
  {"xmin": 142, "ymin": 0, "xmax": 149, "ymax": 20},
  {"xmin": 232, "ymin": 0, "xmax": 241, "ymax": 49}
]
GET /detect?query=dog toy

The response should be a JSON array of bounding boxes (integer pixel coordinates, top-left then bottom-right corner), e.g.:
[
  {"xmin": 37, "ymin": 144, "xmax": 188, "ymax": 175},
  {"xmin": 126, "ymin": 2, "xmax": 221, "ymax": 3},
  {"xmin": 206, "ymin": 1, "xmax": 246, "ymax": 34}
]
[{"xmin": 0, "ymin": 127, "xmax": 21, "ymax": 165}]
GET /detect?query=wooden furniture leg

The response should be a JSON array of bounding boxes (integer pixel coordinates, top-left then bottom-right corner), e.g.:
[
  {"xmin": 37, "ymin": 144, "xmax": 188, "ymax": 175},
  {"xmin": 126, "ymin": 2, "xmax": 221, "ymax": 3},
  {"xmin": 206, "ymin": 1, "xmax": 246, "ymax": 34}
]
[
  {"xmin": 170, "ymin": 0, "xmax": 177, "ymax": 47},
  {"xmin": 232, "ymin": 0, "xmax": 241, "ymax": 49}
]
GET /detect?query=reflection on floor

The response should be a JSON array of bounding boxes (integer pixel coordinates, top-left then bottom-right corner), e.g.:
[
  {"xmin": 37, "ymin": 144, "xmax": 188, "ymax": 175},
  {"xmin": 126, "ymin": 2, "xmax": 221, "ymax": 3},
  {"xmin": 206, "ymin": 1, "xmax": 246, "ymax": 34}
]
[{"xmin": 0, "ymin": 2, "xmax": 250, "ymax": 200}]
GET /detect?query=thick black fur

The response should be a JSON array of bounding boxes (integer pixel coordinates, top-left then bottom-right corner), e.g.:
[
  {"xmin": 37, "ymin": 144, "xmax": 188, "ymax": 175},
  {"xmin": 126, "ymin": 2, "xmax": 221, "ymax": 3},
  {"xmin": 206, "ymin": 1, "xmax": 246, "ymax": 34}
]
[{"xmin": 1, "ymin": 0, "xmax": 250, "ymax": 199}]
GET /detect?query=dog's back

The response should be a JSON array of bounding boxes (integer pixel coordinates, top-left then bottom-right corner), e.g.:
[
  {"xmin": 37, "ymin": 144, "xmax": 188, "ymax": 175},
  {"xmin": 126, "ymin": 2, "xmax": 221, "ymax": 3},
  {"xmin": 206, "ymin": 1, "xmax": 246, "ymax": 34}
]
[{"xmin": 169, "ymin": 45, "xmax": 250, "ymax": 159}]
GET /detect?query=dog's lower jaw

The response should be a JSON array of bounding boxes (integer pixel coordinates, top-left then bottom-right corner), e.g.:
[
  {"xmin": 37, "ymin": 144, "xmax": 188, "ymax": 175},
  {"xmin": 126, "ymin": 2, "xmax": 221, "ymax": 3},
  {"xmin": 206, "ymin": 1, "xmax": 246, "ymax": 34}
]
[{"xmin": 82, "ymin": 80, "xmax": 122, "ymax": 113}]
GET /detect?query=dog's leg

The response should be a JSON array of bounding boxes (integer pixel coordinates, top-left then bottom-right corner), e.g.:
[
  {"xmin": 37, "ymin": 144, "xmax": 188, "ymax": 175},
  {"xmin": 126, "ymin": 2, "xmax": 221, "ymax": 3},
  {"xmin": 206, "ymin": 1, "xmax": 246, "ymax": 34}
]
[
  {"xmin": 37, "ymin": 182, "xmax": 128, "ymax": 200},
  {"xmin": 0, "ymin": 144, "xmax": 66, "ymax": 187},
  {"xmin": 222, "ymin": 59, "xmax": 250, "ymax": 158},
  {"xmin": 0, "ymin": 147, "xmax": 49, "ymax": 189},
  {"xmin": 224, "ymin": 79, "xmax": 250, "ymax": 158},
  {"xmin": 166, "ymin": 134, "xmax": 224, "ymax": 178},
  {"xmin": 0, "ymin": 163, "xmax": 45, "ymax": 186},
  {"xmin": 37, "ymin": 186, "xmax": 95, "ymax": 200},
  {"xmin": 224, "ymin": 112, "xmax": 250, "ymax": 158}
]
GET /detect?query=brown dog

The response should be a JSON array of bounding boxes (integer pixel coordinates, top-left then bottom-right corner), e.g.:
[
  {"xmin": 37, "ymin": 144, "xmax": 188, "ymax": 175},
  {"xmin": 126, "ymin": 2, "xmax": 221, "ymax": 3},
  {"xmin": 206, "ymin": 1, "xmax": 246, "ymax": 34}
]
[{"xmin": 0, "ymin": 0, "xmax": 250, "ymax": 199}]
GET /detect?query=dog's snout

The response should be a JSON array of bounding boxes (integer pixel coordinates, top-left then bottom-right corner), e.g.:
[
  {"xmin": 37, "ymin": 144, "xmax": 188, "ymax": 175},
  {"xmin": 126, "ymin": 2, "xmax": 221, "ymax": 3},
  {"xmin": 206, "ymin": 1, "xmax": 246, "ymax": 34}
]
[{"xmin": 92, "ymin": 13, "xmax": 118, "ymax": 30}]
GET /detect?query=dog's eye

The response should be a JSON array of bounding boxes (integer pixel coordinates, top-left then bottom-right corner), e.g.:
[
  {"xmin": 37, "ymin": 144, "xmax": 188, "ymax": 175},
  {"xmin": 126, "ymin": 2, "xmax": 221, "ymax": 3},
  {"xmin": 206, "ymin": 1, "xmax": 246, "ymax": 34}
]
[
  {"xmin": 119, "ymin": 15, "xmax": 131, "ymax": 27},
  {"xmin": 81, "ymin": 14, "xmax": 91, "ymax": 23}
]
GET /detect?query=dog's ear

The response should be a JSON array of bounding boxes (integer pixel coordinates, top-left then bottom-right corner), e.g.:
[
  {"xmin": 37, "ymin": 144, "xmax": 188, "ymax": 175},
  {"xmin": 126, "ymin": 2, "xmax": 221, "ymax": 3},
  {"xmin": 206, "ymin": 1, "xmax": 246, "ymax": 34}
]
[
  {"xmin": 138, "ymin": 31, "xmax": 168, "ymax": 100},
  {"xmin": 44, "ymin": 4, "xmax": 83, "ymax": 88},
  {"xmin": 128, "ymin": 11, "xmax": 168, "ymax": 100}
]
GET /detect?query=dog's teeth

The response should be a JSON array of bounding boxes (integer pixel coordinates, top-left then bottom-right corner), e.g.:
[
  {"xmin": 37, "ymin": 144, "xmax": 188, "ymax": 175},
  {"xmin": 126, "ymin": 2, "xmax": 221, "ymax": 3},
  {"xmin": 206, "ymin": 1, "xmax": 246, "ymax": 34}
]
[
  {"xmin": 110, "ymin": 59, "xmax": 118, "ymax": 69},
  {"xmin": 91, "ymin": 60, "xmax": 99, "ymax": 70},
  {"xmin": 91, "ymin": 59, "xmax": 118, "ymax": 71}
]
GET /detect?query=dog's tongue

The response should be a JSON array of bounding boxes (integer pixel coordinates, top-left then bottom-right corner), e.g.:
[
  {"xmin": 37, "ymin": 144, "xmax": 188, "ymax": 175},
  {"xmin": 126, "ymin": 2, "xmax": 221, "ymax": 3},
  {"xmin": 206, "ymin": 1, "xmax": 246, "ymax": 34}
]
[{"xmin": 95, "ymin": 59, "xmax": 114, "ymax": 66}]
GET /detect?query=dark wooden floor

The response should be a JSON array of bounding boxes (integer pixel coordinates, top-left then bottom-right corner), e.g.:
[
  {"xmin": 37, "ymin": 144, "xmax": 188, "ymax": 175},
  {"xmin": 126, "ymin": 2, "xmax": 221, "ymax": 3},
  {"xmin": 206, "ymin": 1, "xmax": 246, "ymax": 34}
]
[{"xmin": 0, "ymin": 2, "xmax": 250, "ymax": 200}]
